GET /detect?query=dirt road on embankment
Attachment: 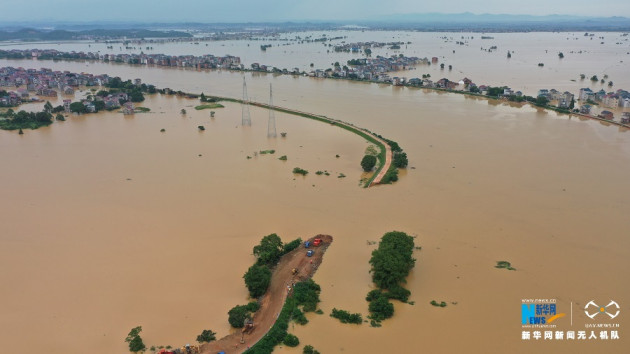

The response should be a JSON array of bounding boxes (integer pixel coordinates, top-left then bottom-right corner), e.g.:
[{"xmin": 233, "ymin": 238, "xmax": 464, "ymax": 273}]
[{"xmin": 200, "ymin": 235, "xmax": 333, "ymax": 354}]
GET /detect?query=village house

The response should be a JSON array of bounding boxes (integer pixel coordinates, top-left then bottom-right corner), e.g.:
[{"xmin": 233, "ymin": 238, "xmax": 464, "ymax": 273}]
[
  {"xmin": 63, "ymin": 99, "xmax": 72, "ymax": 113},
  {"xmin": 598, "ymin": 110, "xmax": 614, "ymax": 120},
  {"xmin": 122, "ymin": 102, "xmax": 135, "ymax": 115},
  {"xmin": 601, "ymin": 93, "xmax": 618, "ymax": 108},
  {"xmin": 537, "ymin": 89, "xmax": 550, "ymax": 99},
  {"xmin": 579, "ymin": 88, "xmax": 593, "ymax": 101}
]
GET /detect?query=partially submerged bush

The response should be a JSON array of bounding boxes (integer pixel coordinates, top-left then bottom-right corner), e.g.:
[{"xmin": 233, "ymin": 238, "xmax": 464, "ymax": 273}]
[
  {"xmin": 283, "ymin": 334, "xmax": 300, "ymax": 347},
  {"xmin": 330, "ymin": 308, "xmax": 363, "ymax": 324},
  {"xmin": 495, "ymin": 261, "xmax": 516, "ymax": 270},
  {"xmin": 293, "ymin": 167, "xmax": 308, "ymax": 176}
]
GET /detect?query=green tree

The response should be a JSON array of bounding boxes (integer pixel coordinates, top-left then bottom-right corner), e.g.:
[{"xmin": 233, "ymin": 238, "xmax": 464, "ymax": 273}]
[
  {"xmin": 94, "ymin": 100, "xmax": 106, "ymax": 112},
  {"xmin": 108, "ymin": 77, "xmax": 123, "ymax": 88},
  {"xmin": 535, "ymin": 96, "xmax": 549, "ymax": 107},
  {"xmin": 282, "ymin": 238, "xmax": 302, "ymax": 254},
  {"xmin": 393, "ymin": 152, "xmax": 408, "ymax": 168},
  {"xmin": 303, "ymin": 345, "xmax": 320, "ymax": 354},
  {"xmin": 253, "ymin": 233, "xmax": 284, "ymax": 266},
  {"xmin": 330, "ymin": 308, "xmax": 363, "ymax": 324},
  {"xmin": 368, "ymin": 295, "xmax": 394, "ymax": 320},
  {"xmin": 293, "ymin": 279, "xmax": 321, "ymax": 312},
  {"xmin": 196, "ymin": 329, "xmax": 216, "ymax": 343},
  {"xmin": 283, "ymin": 334, "xmax": 300, "ymax": 347},
  {"xmin": 129, "ymin": 90, "xmax": 145, "ymax": 102},
  {"xmin": 360, "ymin": 155, "xmax": 377, "ymax": 172},
  {"xmin": 364, "ymin": 48, "xmax": 372, "ymax": 56},
  {"xmin": 591, "ymin": 75, "xmax": 598, "ymax": 82},
  {"xmin": 228, "ymin": 305, "xmax": 251, "ymax": 328},
  {"xmin": 44, "ymin": 101, "xmax": 53, "ymax": 113},
  {"xmin": 125, "ymin": 326, "xmax": 146, "ymax": 353},
  {"xmin": 369, "ymin": 231, "xmax": 415, "ymax": 289},
  {"xmin": 243, "ymin": 264, "xmax": 272, "ymax": 298},
  {"xmin": 69, "ymin": 102, "xmax": 87, "ymax": 114},
  {"xmin": 486, "ymin": 87, "xmax": 504, "ymax": 97}
]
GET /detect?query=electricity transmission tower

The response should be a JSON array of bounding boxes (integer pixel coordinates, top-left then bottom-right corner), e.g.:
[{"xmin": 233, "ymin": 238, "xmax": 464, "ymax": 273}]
[
  {"xmin": 241, "ymin": 77, "xmax": 251, "ymax": 126},
  {"xmin": 267, "ymin": 83, "xmax": 277, "ymax": 138}
]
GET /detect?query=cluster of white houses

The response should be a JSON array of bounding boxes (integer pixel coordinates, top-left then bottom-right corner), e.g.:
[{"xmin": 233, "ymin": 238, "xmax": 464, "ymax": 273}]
[
  {"xmin": 251, "ymin": 55, "xmax": 423, "ymax": 82},
  {"xmin": 1, "ymin": 66, "xmax": 103, "ymax": 106},
  {"xmin": 2, "ymin": 61, "xmax": 629, "ymax": 124},
  {"xmin": 578, "ymin": 88, "xmax": 630, "ymax": 123},
  {"xmin": 0, "ymin": 66, "xmax": 136, "ymax": 114},
  {"xmin": 333, "ymin": 41, "xmax": 408, "ymax": 53},
  {"xmin": 0, "ymin": 49, "xmax": 243, "ymax": 70}
]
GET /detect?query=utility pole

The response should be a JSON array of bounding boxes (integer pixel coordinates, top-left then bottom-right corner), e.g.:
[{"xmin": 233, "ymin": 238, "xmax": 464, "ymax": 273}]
[
  {"xmin": 242, "ymin": 77, "xmax": 251, "ymax": 126},
  {"xmin": 267, "ymin": 83, "xmax": 277, "ymax": 137}
]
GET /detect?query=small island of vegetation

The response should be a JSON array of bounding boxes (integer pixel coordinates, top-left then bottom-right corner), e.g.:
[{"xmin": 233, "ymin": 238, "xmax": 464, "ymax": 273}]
[
  {"xmin": 194, "ymin": 103, "xmax": 224, "ymax": 110},
  {"xmin": 0, "ymin": 108, "xmax": 53, "ymax": 130},
  {"xmin": 366, "ymin": 231, "xmax": 416, "ymax": 327}
]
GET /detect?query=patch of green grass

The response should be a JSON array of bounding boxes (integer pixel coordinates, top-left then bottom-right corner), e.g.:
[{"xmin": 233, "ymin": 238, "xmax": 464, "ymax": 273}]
[
  {"xmin": 338, "ymin": 173, "xmax": 346, "ymax": 178},
  {"xmin": 278, "ymin": 155, "xmax": 287, "ymax": 161},
  {"xmin": 194, "ymin": 103, "xmax": 224, "ymax": 110},
  {"xmin": 260, "ymin": 149, "xmax": 275, "ymax": 154},
  {"xmin": 136, "ymin": 106, "xmax": 150, "ymax": 112}
]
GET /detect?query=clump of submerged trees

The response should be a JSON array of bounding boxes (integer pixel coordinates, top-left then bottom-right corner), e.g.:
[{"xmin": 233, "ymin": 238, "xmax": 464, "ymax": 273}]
[{"xmin": 366, "ymin": 231, "xmax": 416, "ymax": 326}]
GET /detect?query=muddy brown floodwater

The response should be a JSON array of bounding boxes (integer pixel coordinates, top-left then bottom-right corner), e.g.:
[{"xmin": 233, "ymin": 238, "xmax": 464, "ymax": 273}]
[{"xmin": 1, "ymin": 53, "xmax": 629, "ymax": 354}]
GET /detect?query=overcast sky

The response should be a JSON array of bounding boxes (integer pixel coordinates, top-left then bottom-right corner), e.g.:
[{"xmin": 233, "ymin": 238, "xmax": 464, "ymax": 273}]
[{"xmin": 1, "ymin": 0, "xmax": 629, "ymax": 23}]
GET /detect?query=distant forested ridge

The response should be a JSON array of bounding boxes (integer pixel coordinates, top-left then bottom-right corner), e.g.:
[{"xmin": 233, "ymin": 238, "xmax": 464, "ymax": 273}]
[{"xmin": 0, "ymin": 28, "xmax": 192, "ymax": 41}]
